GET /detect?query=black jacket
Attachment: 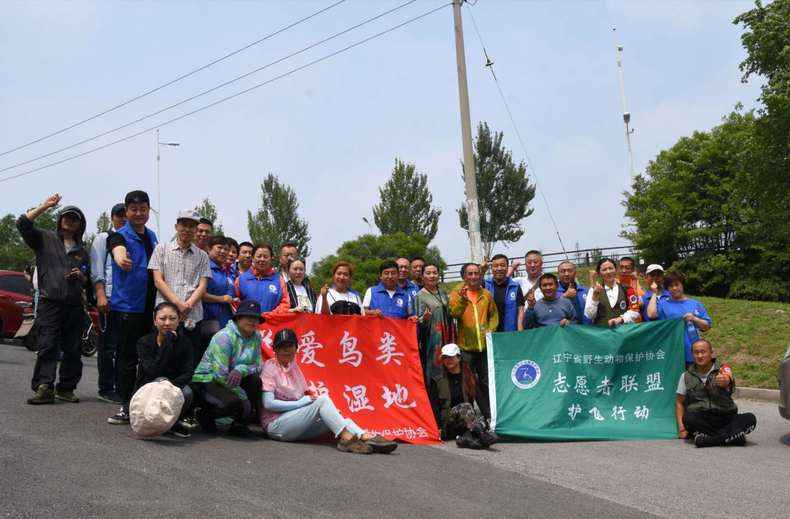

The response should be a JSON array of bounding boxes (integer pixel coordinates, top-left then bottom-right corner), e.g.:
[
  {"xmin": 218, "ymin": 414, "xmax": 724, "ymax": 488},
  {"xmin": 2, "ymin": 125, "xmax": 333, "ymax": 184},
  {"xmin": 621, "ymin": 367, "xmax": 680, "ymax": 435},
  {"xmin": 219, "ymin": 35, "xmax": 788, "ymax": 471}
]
[
  {"xmin": 16, "ymin": 206, "xmax": 89, "ymax": 305},
  {"xmin": 135, "ymin": 331, "xmax": 193, "ymax": 389}
]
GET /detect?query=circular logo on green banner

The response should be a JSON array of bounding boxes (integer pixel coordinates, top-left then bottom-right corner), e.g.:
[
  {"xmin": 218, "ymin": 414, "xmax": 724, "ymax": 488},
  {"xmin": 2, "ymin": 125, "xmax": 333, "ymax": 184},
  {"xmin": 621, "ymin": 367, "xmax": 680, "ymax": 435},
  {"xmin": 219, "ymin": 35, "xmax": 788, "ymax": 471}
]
[{"xmin": 511, "ymin": 360, "xmax": 541, "ymax": 389}]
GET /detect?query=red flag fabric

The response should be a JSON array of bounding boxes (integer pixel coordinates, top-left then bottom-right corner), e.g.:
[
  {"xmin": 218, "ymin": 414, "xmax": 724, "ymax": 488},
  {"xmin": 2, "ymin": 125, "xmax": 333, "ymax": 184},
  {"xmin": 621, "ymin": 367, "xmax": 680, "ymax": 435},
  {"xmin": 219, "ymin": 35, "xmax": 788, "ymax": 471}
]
[{"xmin": 260, "ymin": 313, "xmax": 440, "ymax": 444}]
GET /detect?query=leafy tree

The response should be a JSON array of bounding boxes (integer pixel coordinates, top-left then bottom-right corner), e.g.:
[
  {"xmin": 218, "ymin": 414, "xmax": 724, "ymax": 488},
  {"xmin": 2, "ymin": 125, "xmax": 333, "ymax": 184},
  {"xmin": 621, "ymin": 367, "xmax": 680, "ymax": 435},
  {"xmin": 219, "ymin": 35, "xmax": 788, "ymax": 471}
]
[
  {"xmin": 195, "ymin": 197, "xmax": 224, "ymax": 235},
  {"xmin": 311, "ymin": 232, "xmax": 445, "ymax": 293},
  {"xmin": 247, "ymin": 174, "xmax": 310, "ymax": 257},
  {"xmin": 372, "ymin": 159, "xmax": 441, "ymax": 242},
  {"xmin": 0, "ymin": 205, "xmax": 60, "ymax": 272},
  {"xmin": 458, "ymin": 122, "xmax": 536, "ymax": 258}
]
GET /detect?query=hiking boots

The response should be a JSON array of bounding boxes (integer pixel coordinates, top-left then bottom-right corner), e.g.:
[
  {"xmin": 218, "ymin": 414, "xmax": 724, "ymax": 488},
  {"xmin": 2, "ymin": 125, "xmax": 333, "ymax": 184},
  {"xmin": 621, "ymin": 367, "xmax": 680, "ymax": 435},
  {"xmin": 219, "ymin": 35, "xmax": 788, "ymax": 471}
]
[
  {"xmin": 337, "ymin": 435, "xmax": 373, "ymax": 454},
  {"xmin": 364, "ymin": 434, "xmax": 398, "ymax": 454},
  {"xmin": 55, "ymin": 389, "xmax": 79, "ymax": 403},
  {"xmin": 27, "ymin": 384, "xmax": 54, "ymax": 405}
]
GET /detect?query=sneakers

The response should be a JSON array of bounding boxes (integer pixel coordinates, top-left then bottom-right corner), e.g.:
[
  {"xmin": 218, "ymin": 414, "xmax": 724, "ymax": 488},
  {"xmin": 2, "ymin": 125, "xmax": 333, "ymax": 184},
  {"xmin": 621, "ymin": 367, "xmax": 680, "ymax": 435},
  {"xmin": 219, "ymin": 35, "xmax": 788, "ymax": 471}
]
[
  {"xmin": 179, "ymin": 417, "xmax": 199, "ymax": 431},
  {"xmin": 167, "ymin": 421, "xmax": 192, "ymax": 439},
  {"xmin": 54, "ymin": 389, "xmax": 79, "ymax": 403},
  {"xmin": 27, "ymin": 384, "xmax": 54, "ymax": 405},
  {"xmin": 724, "ymin": 432, "xmax": 747, "ymax": 446},
  {"xmin": 97, "ymin": 391, "xmax": 123, "ymax": 404},
  {"xmin": 693, "ymin": 433, "xmax": 721, "ymax": 448},
  {"xmin": 364, "ymin": 434, "xmax": 398, "ymax": 454},
  {"xmin": 107, "ymin": 408, "xmax": 130, "ymax": 425},
  {"xmin": 337, "ymin": 435, "xmax": 373, "ymax": 454}
]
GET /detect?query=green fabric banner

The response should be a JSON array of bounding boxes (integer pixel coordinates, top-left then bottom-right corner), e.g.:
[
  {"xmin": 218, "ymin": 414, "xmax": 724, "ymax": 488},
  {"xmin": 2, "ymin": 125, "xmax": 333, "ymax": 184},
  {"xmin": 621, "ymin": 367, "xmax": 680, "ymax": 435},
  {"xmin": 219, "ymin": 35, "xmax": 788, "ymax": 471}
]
[{"xmin": 487, "ymin": 319, "xmax": 686, "ymax": 441}]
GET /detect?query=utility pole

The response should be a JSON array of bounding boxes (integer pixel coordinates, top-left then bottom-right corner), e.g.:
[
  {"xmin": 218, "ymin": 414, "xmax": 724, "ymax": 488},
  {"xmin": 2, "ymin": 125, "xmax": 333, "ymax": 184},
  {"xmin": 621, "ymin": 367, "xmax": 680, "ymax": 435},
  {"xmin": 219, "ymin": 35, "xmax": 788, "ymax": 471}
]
[
  {"xmin": 612, "ymin": 27, "xmax": 636, "ymax": 180},
  {"xmin": 453, "ymin": 0, "xmax": 483, "ymax": 264}
]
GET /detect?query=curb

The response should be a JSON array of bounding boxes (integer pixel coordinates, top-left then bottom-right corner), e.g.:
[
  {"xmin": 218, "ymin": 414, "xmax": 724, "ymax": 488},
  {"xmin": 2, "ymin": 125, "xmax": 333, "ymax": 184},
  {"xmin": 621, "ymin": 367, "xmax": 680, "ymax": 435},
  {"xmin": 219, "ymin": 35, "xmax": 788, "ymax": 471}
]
[{"xmin": 734, "ymin": 387, "xmax": 780, "ymax": 403}]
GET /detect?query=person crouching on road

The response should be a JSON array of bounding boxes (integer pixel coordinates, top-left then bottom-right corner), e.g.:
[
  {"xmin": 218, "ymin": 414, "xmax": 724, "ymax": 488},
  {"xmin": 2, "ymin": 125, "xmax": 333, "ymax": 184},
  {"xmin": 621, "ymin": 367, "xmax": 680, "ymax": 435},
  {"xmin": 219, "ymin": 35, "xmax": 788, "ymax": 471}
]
[
  {"xmin": 428, "ymin": 344, "xmax": 497, "ymax": 449},
  {"xmin": 191, "ymin": 299, "xmax": 263, "ymax": 436},
  {"xmin": 261, "ymin": 328, "xmax": 397, "ymax": 454},
  {"xmin": 676, "ymin": 339, "xmax": 756, "ymax": 447},
  {"xmin": 17, "ymin": 194, "xmax": 90, "ymax": 405},
  {"xmin": 134, "ymin": 302, "xmax": 194, "ymax": 438}
]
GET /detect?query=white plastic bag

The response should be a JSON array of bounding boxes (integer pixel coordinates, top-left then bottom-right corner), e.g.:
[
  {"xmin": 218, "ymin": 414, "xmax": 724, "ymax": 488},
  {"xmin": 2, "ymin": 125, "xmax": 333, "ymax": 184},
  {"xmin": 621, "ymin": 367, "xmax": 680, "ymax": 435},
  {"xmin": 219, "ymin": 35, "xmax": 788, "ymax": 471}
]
[{"xmin": 129, "ymin": 379, "xmax": 185, "ymax": 438}]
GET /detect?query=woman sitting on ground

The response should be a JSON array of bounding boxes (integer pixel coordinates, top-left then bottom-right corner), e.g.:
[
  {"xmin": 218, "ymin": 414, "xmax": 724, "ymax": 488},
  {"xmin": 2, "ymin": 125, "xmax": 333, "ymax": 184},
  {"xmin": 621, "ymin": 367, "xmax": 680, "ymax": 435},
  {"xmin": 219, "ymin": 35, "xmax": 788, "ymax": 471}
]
[
  {"xmin": 191, "ymin": 299, "xmax": 263, "ymax": 436},
  {"xmin": 261, "ymin": 328, "xmax": 397, "ymax": 454},
  {"xmin": 133, "ymin": 302, "xmax": 194, "ymax": 438},
  {"xmin": 315, "ymin": 261, "xmax": 364, "ymax": 315},
  {"xmin": 285, "ymin": 257, "xmax": 316, "ymax": 313},
  {"xmin": 583, "ymin": 257, "xmax": 641, "ymax": 327},
  {"xmin": 428, "ymin": 343, "xmax": 497, "ymax": 449},
  {"xmin": 647, "ymin": 271, "xmax": 711, "ymax": 365}
]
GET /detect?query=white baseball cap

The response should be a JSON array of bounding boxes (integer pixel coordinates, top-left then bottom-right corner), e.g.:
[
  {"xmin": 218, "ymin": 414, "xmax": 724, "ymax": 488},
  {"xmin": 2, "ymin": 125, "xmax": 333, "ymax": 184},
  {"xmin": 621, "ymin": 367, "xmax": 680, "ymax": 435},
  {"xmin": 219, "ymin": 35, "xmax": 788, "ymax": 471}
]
[
  {"xmin": 646, "ymin": 264, "xmax": 664, "ymax": 274},
  {"xmin": 441, "ymin": 343, "xmax": 461, "ymax": 357},
  {"xmin": 176, "ymin": 209, "xmax": 200, "ymax": 224}
]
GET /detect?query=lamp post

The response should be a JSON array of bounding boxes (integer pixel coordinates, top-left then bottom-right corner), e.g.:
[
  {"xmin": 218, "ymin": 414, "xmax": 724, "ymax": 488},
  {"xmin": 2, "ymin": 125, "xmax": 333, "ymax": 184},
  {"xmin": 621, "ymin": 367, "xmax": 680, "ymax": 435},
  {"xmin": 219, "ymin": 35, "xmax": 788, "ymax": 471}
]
[
  {"xmin": 155, "ymin": 128, "xmax": 180, "ymax": 236},
  {"xmin": 362, "ymin": 216, "xmax": 374, "ymax": 234}
]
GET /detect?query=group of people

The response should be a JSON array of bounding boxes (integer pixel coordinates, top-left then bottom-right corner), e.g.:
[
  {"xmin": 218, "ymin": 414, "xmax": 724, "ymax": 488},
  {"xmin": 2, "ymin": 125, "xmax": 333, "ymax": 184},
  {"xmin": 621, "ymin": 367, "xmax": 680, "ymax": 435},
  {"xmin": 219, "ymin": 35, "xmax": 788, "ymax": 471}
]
[{"xmin": 16, "ymin": 190, "xmax": 756, "ymax": 449}]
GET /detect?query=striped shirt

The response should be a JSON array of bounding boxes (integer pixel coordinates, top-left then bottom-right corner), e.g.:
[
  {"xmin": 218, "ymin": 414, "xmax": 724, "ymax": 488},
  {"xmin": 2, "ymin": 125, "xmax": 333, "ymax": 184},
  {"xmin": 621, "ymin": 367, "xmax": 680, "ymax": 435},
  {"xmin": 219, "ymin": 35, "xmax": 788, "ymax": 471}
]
[{"xmin": 148, "ymin": 240, "xmax": 211, "ymax": 322}]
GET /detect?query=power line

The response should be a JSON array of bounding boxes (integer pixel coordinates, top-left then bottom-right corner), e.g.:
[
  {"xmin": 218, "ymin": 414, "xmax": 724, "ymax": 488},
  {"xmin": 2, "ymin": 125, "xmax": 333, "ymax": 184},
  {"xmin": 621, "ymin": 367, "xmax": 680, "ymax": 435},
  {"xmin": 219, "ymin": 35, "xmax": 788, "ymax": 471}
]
[
  {"xmin": 465, "ymin": 3, "xmax": 569, "ymax": 257},
  {"xmin": 0, "ymin": 0, "xmax": 347, "ymax": 159},
  {"xmin": 0, "ymin": 2, "xmax": 452, "ymax": 184},
  {"xmin": 0, "ymin": 0, "xmax": 420, "ymax": 175}
]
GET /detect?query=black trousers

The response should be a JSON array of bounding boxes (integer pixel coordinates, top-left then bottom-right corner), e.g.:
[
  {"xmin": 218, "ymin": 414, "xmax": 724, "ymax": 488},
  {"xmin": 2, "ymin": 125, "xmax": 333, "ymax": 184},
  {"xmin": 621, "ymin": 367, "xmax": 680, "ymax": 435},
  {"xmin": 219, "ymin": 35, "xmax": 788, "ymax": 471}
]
[
  {"xmin": 115, "ymin": 312, "xmax": 151, "ymax": 408},
  {"xmin": 31, "ymin": 299, "xmax": 83, "ymax": 392},
  {"xmin": 461, "ymin": 350, "xmax": 490, "ymax": 420},
  {"xmin": 193, "ymin": 376, "xmax": 262, "ymax": 423},
  {"xmin": 683, "ymin": 410, "xmax": 757, "ymax": 443}
]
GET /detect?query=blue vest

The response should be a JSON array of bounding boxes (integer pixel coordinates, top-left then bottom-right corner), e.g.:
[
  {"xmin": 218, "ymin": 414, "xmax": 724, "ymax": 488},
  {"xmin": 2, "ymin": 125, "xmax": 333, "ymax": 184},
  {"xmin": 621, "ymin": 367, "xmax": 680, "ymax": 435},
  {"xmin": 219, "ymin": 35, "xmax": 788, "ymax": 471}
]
[
  {"xmin": 557, "ymin": 282, "xmax": 590, "ymax": 325},
  {"xmin": 203, "ymin": 260, "xmax": 234, "ymax": 327},
  {"xmin": 110, "ymin": 223, "xmax": 157, "ymax": 313},
  {"xmin": 484, "ymin": 277, "xmax": 521, "ymax": 332},
  {"xmin": 368, "ymin": 283, "xmax": 409, "ymax": 319},
  {"xmin": 237, "ymin": 270, "xmax": 282, "ymax": 313}
]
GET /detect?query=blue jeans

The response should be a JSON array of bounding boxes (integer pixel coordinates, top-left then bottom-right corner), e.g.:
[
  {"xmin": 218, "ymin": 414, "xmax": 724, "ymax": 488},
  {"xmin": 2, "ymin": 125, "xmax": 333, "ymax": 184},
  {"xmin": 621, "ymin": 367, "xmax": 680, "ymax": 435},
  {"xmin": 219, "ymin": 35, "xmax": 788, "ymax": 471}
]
[
  {"xmin": 266, "ymin": 394, "xmax": 365, "ymax": 441},
  {"xmin": 97, "ymin": 311, "xmax": 119, "ymax": 394}
]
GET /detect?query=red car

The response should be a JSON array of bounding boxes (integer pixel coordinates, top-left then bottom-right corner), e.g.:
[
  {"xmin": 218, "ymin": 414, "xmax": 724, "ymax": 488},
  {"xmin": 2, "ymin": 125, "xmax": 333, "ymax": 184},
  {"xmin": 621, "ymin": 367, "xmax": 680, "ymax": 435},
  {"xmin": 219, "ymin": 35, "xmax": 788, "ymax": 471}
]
[{"xmin": 0, "ymin": 270, "xmax": 34, "ymax": 338}]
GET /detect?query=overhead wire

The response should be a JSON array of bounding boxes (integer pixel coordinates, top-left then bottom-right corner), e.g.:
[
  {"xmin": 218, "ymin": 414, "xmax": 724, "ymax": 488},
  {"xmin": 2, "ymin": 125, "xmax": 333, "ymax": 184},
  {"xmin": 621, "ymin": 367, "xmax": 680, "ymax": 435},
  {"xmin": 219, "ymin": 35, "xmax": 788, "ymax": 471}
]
[
  {"xmin": 465, "ymin": 2, "xmax": 569, "ymax": 257},
  {"xmin": 0, "ymin": 0, "xmax": 347, "ymax": 158},
  {"xmin": 0, "ymin": 2, "xmax": 453, "ymax": 184},
  {"xmin": 0, "ymin": 0, "xmax": 420, "ymax": 175}
]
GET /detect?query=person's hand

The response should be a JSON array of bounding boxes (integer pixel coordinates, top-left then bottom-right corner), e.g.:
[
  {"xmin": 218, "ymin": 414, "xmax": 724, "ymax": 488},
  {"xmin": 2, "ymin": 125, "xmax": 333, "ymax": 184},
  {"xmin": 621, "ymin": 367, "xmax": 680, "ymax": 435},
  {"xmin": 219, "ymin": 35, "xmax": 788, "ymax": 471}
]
[
  {"xmin": 96, "ymin": 292, "xmax": 109, "ymax": 314},
  {"xmin": 510, "ymin": 259, "xmax": 520, "ymax": 272},
  {"xmin": 320, "ymin": 284, "xmax": 329, "ymax": 297},
  {"xmin": 678, "ymin": 429, "xmax": 688, "ymax": 440},
  {"xmin": 367, "ymin": 309, "xmax": 383, "ymax": 317},
  {"xmin": 226, "ymin": 369, "xmax": 242, "ymax": 388},
  {"xmin": 714, "ymin": 372, "xmax": 730, "ymax": 389},
  {"xmin": 480, "ymin": 258, "xmax": 489, "ymax": 274},
  {"xmin": 408, "ymin": 315, "xmax": 419, "ymax": 323},
  {"xmin": 222, "ymin": 294, "xmax": 233, "ymax": 304},
  {"xmin": 559, "ymin": 318, "xmax": 570, "ymax": 327},
  {"xmin": 563, "ymin": 285, "xmax": 577, "ymax": 299},
  {"xmin": 176, "ymin": 301, "xmax": 189, "ymax": 318},
  {"xmin": 42, "ymin": 193, "xmax": 61, "ymax": 209},
  {"xmin": 421, "ymin": 307, "xmax": 432, "ymax": 322},
  {"xmin": 608, "ymin": 317, "xmax": 623, "ymax": 328},
  {"xmin": 593, "ymin": 282, "xmax": 604, "ymax": 298},
  {"xmin": 459, "ymin": 285, "xmax": 469, "ymax": 299},
  {"xmin": 526, "ymin": 288, "xmax": 536, "ymax": 309},
  {"xmin": 650, "ymin": 281, "xmax": 658, "ymax": 293},
  {"xmin": 118, "ymin": 252, "xmax": 133, "ymax": 272},
  {"xmin": 683, "ymin": 312, "xmax": 696, "ymax": 323}
]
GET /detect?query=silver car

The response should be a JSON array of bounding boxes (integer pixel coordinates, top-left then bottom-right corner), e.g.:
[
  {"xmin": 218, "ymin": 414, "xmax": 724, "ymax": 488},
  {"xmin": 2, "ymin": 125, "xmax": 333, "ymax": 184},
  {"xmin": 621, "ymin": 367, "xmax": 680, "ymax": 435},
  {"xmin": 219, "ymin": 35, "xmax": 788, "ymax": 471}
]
[{"xmin": 780, "ymin": 345, "xmax": 790, "ymax": 420}]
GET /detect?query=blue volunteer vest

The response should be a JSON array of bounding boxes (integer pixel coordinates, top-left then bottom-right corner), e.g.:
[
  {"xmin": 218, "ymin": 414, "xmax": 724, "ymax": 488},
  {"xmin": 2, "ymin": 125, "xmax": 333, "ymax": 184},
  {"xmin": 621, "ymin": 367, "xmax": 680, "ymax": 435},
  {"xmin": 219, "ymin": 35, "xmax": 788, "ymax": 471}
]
[
  {"xmin": 484, "ymin": 277, "xmax": 521, "ymax": 332},
  {"xmin": 237, "ymin": 269, "xmax": 282, "ymax": 313},
  {"xmin": 369, "ymin": 283, "xmax": 409, "ymax": 319},
  {"xmin": 110, "ymin": 223, "xmax": 158, "ymax": 313}
]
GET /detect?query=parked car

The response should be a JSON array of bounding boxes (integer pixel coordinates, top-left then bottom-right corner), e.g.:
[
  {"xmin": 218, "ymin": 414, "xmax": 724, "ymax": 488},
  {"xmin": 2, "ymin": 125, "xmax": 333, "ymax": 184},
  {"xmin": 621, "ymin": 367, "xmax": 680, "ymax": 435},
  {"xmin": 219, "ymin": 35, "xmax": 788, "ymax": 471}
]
[
  {"xmin": 0, "ymin": 270, "xmax": 34, "ymax": 339},
  {"xmin": 780, "ymin": 345, "xmax": 790, "ymax": 420}
]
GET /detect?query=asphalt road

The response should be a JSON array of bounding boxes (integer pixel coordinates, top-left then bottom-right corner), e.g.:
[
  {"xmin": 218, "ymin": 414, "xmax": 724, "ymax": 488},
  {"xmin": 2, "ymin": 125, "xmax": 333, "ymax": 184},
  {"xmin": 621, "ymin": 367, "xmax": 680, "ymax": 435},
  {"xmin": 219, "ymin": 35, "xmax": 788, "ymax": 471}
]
[{"xmin": 0, "ymin": 342, "xmax": 786, "ymax": 518}]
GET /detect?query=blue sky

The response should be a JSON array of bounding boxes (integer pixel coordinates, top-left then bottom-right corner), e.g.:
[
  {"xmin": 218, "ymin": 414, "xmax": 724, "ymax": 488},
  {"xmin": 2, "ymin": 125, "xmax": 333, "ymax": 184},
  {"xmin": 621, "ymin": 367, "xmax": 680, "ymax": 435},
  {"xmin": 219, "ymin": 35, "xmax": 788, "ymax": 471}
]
[{"xmin": 0, "ymin": 0, "xmax": 763, "ymax": 267}]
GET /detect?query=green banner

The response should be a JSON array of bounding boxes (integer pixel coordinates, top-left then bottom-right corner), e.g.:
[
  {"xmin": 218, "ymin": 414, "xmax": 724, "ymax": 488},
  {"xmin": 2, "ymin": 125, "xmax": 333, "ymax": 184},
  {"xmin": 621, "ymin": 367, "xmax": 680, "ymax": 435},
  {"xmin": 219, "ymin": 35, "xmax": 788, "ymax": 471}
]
[{"xmin": 487, "ymin": 319, "xmax": 686, "ymax": 441}]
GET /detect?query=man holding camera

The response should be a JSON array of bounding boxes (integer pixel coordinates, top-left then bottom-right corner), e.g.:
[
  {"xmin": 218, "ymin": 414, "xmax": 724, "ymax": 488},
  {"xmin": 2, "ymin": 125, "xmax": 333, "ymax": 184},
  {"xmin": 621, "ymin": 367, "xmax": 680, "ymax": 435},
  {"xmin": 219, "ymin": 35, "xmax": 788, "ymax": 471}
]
[{"xmin": 17, "ymin": 194, "xmax": 90, "ymax": 405}]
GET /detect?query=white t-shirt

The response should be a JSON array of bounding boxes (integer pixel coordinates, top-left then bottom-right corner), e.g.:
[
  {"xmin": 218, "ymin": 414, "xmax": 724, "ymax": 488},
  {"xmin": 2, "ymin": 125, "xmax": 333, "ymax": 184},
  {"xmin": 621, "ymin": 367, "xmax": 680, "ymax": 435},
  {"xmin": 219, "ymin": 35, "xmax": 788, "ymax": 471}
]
[
  {"xmin": 676, "ymin": 365, "xmax": 715, "ymax": 394},
  {"xmin": 314, "ymin": 288, "xmax": 364, "ymax": 315},
  {"xmin": 292, "ymin": 284, "xmax": 313, "ymax": 312},
  {"xmin": 362, "ymin": 287, "xmax": 396, "ymax": 308},
  {"xmin": 517, "ymin": 275, "xmax": 544, "ymax": 302}
]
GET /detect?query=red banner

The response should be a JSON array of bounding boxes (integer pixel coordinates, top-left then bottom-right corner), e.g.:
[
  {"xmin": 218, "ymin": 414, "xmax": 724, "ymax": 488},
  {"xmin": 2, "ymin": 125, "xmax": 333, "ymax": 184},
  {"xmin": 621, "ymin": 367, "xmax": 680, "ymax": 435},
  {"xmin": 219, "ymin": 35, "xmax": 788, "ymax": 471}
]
[{"xmin": 259, "ymin": 313, "xmax": 440, "ymax": 444}]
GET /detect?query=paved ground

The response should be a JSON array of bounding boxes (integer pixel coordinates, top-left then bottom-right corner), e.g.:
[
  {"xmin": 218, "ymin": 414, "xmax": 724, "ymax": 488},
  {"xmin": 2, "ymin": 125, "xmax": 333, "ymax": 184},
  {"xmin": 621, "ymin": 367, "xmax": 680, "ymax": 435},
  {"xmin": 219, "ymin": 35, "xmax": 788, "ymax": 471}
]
[{"xmin": 1, "ymin": 342, "xmax": 787, "ymax": 518}]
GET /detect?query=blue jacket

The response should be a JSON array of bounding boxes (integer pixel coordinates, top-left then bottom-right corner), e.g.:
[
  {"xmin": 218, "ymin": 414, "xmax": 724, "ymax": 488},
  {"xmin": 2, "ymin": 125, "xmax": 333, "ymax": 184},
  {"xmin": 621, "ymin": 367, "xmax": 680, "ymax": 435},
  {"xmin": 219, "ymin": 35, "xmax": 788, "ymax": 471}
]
[
  {"xmin": 111, "ymin": 223, "xmax": 157, "ymax": 313},
  {"xmin": 368, "ymin": 282, "xmax": 410, "ymax": 319},
  {"xmin": 237, "ymin": 269, "xmax": 282, "ymax": 313},
  {"xmin": 203, "ymin": 259, "xmax": 234, "ymax": 327},
  {"xmin": 484, "ymin": 277, "xmax": 522, "ymax": 332},
  {"xmin": 556, "ymin": 281, "xmax": 590, "ymax": 325}
]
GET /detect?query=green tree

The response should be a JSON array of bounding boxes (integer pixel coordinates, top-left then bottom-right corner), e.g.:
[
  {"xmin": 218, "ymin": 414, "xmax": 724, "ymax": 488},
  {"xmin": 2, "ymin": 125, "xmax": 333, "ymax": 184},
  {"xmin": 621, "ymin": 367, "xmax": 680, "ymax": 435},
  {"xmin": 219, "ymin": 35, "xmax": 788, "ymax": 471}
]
[
  {"xmin": 0, "ymin": 205, "xmax": 60, "ymax": 271},
  {"xmin": 247, "ymin": 174, "xmax": 310, "ymax": 256},
  {"xmin": 372, "ymin": 158, "xmax": 441, "ymax": 242},
  {"xmin": 195, "ymin": 198, "xmax": 224, "ymax": 235},
  {"xmin": 311, "ymin": 232, "xmax": 446, "ymax": 294},
  {"xmin": 458, "ymin": 122, "xmax": 536, "ymax": 258}
]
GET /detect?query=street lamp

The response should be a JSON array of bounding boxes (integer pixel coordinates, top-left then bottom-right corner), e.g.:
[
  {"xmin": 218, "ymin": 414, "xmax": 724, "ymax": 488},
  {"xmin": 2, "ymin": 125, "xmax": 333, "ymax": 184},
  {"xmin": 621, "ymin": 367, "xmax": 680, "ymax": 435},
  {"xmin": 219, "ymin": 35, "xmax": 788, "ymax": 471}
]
[
  {"xmin": 362, "ymin": 216, "xmax": 374, "ymax": 234},
  {"xmin": 155, "ymin": 128, "xmax": 180, "ymax": 236}
]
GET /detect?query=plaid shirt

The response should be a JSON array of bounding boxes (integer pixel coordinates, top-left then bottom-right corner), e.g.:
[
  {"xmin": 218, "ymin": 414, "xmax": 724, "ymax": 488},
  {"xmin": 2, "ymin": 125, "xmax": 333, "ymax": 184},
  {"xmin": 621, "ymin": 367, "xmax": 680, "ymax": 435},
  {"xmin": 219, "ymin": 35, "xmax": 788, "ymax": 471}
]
[{"xmin": 148, "ymin": 240, "xmax": 211, "ymax": 322}]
